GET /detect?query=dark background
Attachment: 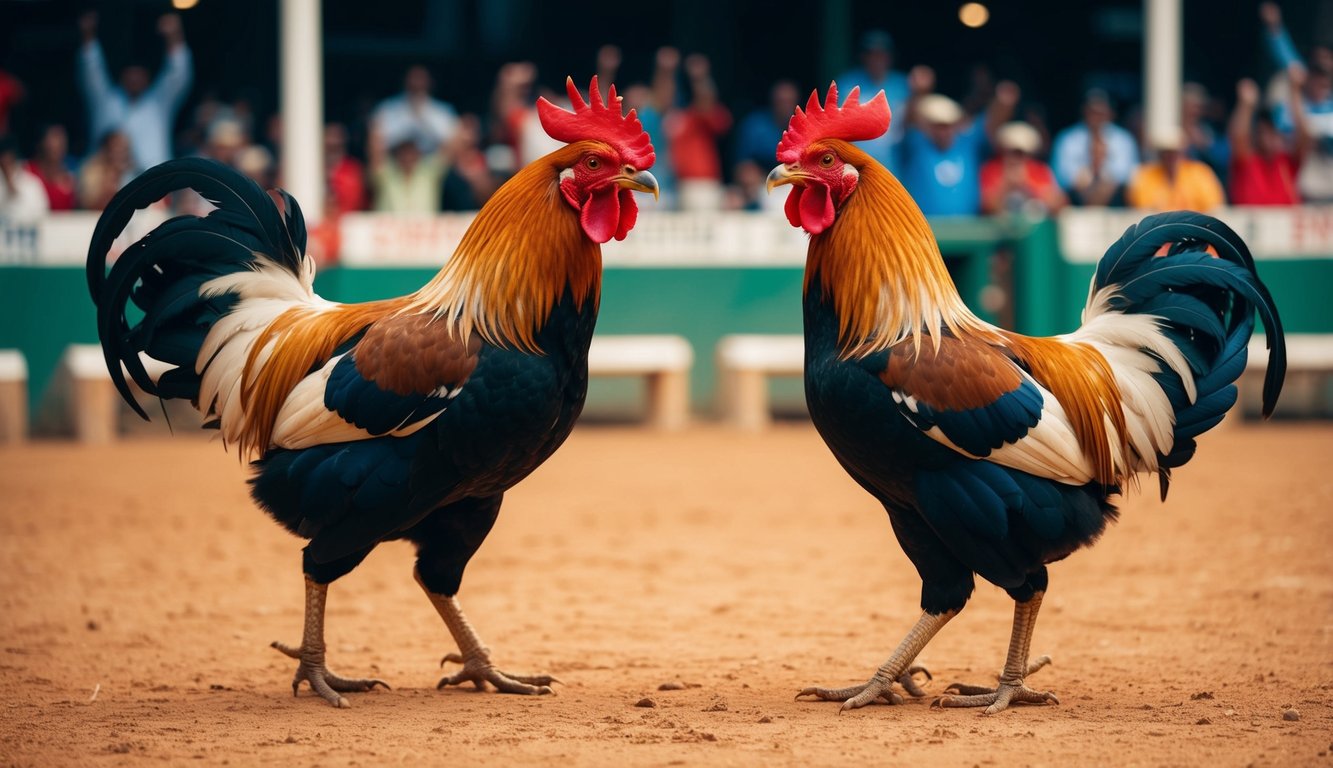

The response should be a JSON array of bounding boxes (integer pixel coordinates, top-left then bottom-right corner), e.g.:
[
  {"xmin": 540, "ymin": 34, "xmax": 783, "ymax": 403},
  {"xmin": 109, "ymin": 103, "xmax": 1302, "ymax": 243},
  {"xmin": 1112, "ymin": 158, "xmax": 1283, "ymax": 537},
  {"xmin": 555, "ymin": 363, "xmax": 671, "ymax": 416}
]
[{"xmin": 2, "ymin": 0, "xmax": 1330, "ymax": 160}]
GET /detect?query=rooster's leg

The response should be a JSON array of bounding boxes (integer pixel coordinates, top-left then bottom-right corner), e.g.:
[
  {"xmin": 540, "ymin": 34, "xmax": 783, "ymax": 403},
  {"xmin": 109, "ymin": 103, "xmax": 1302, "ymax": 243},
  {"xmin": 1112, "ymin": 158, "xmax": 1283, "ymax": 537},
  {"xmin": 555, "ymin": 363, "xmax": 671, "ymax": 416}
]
[
  {"xmin": 933, "ymin": 591, "xmax": 1058, "ymax": 714},
  {"xmin": 271, "ymin": 576, "xmax": 389, "ymax": 708},
  {"xmin": 416, "ymin": 568, "xmax": 557, "ymax": 695},
  {"xmin": 796, "ymin": 610, "xmax": 955, "ymax": 711}
]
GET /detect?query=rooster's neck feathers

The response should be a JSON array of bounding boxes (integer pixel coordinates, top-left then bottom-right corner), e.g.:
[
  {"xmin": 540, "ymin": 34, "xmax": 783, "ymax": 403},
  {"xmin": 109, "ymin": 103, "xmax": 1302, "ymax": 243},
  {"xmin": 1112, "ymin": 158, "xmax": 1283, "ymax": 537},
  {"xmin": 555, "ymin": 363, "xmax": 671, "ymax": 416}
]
[
  {"xmin": 405, "ymin": 143, "xmax": 602, "ymax": 352},
  {"xmin": 229, "ymin": 146, "xmax": 599, "ymax": 458},
  {"xmin": 806, "ymin": 144, "xmax": 995, "ymax": 355}
]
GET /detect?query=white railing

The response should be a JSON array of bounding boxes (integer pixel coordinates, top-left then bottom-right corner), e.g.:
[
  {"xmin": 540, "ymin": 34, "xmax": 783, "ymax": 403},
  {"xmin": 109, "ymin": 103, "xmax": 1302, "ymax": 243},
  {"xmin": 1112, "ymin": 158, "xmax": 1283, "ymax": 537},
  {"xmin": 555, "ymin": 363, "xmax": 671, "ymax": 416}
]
[{"xmin": 5, "ymin": 206, "xmax": 1331, "ymax": 268}]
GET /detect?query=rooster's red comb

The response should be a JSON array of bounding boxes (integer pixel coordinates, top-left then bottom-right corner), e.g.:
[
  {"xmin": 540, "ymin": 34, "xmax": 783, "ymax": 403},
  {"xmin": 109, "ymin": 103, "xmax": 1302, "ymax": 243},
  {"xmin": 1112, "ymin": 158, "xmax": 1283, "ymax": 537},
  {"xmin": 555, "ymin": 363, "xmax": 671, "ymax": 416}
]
[
  {"xmin": 776, "ymin": 82, "xmax": 891, "ymax": 163},
  {"xmin": 537, "ymin": 76, "xmax": 655, "ymax": 169}
]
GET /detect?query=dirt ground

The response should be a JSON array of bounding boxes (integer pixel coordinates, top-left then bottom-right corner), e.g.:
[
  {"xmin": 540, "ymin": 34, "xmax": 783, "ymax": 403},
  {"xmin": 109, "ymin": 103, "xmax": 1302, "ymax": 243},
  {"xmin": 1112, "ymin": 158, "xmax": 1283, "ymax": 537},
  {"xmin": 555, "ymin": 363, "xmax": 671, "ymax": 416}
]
[{"xmin": 1, "ymin": 421, "xmax": 1330, "ymax": 767}]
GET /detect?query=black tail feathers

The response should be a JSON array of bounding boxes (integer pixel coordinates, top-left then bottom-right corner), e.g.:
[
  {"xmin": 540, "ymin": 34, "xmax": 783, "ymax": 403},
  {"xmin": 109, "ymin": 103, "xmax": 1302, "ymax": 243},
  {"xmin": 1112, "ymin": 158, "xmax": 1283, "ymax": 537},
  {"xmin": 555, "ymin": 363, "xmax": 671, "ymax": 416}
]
[
  {"xmin": 86, "ymin": 158, "xmax": 308, "ymax": 419},
  {"xmin": 1094, "ymin": 211, "xmax": 1286, "ymax": 499}
]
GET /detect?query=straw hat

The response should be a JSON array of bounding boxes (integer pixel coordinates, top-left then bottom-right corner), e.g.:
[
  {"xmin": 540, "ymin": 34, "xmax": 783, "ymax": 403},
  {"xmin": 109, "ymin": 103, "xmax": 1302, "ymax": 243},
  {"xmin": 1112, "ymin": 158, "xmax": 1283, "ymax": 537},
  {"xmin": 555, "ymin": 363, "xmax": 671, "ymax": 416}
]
[
  {"xmin": 917, "ymin": 94, "xmax": 964, "ymax": 125},
  {"xmin": 996, "ymin": 121, "xmax": 1041, "ymax": 154}
]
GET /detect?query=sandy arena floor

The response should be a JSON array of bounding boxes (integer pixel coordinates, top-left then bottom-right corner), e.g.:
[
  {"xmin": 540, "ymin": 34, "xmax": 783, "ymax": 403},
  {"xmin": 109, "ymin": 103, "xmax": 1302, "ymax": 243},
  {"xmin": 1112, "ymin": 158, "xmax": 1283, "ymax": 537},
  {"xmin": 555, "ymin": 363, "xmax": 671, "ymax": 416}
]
[{"xmin": 1, "ymin": 421, "xmax": 1330, "ymax": 767}]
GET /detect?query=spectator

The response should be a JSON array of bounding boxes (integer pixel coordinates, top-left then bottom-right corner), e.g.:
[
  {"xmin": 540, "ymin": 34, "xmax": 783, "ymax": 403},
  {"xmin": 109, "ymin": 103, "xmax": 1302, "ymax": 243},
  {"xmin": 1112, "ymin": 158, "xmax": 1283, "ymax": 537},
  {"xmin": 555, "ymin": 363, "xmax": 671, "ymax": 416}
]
[
  {"xmin": 621, "ymin": 47, "xmax": 680, "ymax": 206},
  {"xmin": 836, "ymin": 29, "xmax": 911, "ymax": 174},
  {"xmin": 0, "ymin": 135, "xmax": 49, "ymax": 221},
  {"xmin": 734, "ymin": 80, "xmax": 798, "ymax": 168},
  {"xmin": 201, "ymin": 118, "xmax": 247, "ymax": 168},
  {"xmin": 370, "ymin": 131, "xmax": 446, "ymax": 214},
  {"xmin": 439, "ymin": 114, "xmax": 498, "ymax": 211},
  {"xmin": 898, "ymin": 73, "xmax": 1019, "ymax": 217},
  {"xmin": 980, "ymin": 121, "xmax": 1066, "ymax": 216},
  {"xmin": 1182, "ymin": 82, "xmax": 1228, "ymax": 177},
  {"xmin": 1067, "ymin": 131, "xmax": 1127, "ymax": 206},
  {"xmin": 728, "ymin": 79, "xmax": 798, "ymax": 212},
  {"xmin": 25, "ymin": 125, "xmax": 78, "ymax": 211},
  {"xmin": 1052, "ymin": 89, "xmax": 1139, "ymax": 192},
  {"xmin": 370, "ymin": 65, "xmax": 460, "ymax": 158},
  {"xmin": 1126, "ymin": 127, "xmax": 1225, "ymax": 211},
  {"xmin": 77, "ymin": 11, "xmax": 193, "ymax": 174},
  {"xmin": 490, "ymin": 61, "xmax": 538, "ymax": 163},
  {"xmin": 1229, "ymin": 75, "xmax": 1309, "ymax": 205},
  {"xmin": 235, "ymin": 145, "xmax": 274, "ymax": 188},
  {"xmin": 0, "ymin": 68, "xmax": 24, "ymax": 138},
  {"xmin": 77, "ymin": 130, "xmax": 134, "ymax": 210},
  {"xmin": 1259, "ymin": 2, "xmax": 1333, "ymax": 201},
  {"xmin": 324, "ymin": 123, "xmax": 367, "ymax": 215},
  {"xmin": 666, "ymin": 54, "xmax": 732, "ymax": 212}
]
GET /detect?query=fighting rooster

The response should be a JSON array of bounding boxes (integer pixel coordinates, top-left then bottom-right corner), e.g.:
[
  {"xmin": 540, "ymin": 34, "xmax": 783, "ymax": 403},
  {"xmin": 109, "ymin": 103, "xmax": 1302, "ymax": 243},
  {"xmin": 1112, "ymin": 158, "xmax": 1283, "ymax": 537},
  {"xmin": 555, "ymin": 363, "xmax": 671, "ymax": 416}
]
[
  {"xmin": 768, "ymin": 85, "xmax": 1285, "ymax": 714},
  {"xmin": 87, "ymin": 77, "xmax": 657, "ymax": 707}
]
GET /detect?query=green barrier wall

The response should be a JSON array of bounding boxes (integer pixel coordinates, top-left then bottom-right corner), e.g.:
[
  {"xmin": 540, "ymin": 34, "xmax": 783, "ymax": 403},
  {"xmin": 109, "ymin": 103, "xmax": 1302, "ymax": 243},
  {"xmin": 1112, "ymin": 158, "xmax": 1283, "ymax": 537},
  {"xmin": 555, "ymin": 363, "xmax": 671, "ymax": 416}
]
[{"xmin": 4, "ymin": 216, "xmax": 1330, "ymax": 422}]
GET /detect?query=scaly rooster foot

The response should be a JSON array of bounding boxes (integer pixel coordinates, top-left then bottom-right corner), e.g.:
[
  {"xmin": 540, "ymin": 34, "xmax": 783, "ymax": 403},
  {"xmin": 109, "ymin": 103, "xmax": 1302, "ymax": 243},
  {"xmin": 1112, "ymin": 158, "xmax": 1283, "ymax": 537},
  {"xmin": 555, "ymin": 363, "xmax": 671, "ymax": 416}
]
[
  {"xmin": 438, "ymin": 651, "xmax": 558, "ymax": 695},
  {"xmin": 271, "ymin": 641, "xmax": 390, "ymax": 708},
  {"xmin": 795, "ymin": 664, "xmax": 933, "ymax": 711},
  {"xmin": 932, "ymin": 655, "xmax": 1057, "ymax": 714}
]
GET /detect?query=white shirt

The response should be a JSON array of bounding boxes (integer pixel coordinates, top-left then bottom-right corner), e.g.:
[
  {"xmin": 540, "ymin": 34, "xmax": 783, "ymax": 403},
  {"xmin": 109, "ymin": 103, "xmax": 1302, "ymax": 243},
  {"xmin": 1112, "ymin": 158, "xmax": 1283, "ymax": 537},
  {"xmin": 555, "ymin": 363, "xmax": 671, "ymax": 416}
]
[
  {"xmin": 372, "ymin": 94, "xmax": 460, "ymax": 154},
  {"xmin": 79, "ymin": 41, "xmax": 192, "ymax": 173},
  {"xmin": 0, "ymin": 166, "xmax": 51, "ymax": 222}
]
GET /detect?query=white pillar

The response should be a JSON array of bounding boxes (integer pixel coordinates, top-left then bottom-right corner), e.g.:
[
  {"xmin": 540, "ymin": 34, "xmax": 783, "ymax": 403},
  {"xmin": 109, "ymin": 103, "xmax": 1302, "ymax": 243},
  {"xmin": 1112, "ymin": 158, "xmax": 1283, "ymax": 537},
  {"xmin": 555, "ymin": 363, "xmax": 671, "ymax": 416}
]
[
  {"xmin": 1144, "ymin": 0, "xmax": 1182, "ymax": 146},
  {"xmin": 280, "ymin": 0, "xmax": 324, "ymax": 224}
]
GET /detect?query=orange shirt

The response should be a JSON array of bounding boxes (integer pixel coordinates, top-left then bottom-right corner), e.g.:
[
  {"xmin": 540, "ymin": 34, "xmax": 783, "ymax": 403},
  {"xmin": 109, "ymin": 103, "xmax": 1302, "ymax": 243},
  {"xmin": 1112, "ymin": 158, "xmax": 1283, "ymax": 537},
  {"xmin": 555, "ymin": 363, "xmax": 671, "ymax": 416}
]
[{"xmin": 1126, "ymin": 160, "xmax": 1225, "ymax": 211}]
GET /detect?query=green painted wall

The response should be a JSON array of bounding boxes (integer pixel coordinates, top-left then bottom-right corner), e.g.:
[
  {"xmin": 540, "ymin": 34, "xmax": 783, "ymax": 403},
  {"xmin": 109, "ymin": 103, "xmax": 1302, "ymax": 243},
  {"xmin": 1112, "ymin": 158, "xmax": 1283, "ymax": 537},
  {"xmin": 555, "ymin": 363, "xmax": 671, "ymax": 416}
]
[{"xmin": 4, "ymin": 217, "xmax": 1329, "ymax": 423}]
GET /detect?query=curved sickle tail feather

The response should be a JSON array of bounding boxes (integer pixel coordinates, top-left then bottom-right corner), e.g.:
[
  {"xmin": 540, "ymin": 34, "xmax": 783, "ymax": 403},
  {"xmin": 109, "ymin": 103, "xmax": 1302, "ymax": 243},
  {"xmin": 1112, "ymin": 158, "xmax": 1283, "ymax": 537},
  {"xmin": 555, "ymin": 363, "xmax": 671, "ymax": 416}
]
[
  {"xmin": 1089, "ymin": 211, "xmax": 1286, "ymax": 498},
  {"xmin": 86, "ymin": 158, "xmax": 310, "ymax": 421}
]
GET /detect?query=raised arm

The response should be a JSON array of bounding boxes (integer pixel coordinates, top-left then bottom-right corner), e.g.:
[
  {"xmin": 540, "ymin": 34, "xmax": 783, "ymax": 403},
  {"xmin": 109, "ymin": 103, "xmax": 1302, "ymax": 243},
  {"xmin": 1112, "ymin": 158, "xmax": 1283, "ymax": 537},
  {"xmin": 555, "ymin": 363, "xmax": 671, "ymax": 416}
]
[
  {"xmin": 148, "ymin": 14, "xmax": 193, "ymax": 111},
  {"xmin": 983, "ymin": 81, "xmax": 1021, "ymax": 145},
  {"xmin": 650, "ymin": 47, "xmax": 679, "ymax": 113},
  {"xmin": 1227, "ymin": 78, "xmax": 1260, "ymax": 162},
  {"xmin": 1260, "ymin": 3, "xmax": 1304, "ymax": 70},
  {"xmin": 77, "ymin": 12, "xmax": 114, "ymax": 112},
  {"xmin": 1285, "ymin": 64, "xmax": 1314, "ymax": 162},
  {"xmin": 903, "ymin": 65, "xmax": 935, "ymax": 129}
]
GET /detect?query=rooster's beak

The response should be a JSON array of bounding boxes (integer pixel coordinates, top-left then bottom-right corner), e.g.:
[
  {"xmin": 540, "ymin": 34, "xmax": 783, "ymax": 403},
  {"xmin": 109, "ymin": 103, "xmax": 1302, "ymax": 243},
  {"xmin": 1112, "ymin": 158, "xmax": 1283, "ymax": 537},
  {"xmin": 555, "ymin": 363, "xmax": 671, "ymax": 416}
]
[
  {"xmin": 616, "ymin": 169, "xmax": 660, "ymax": 200},
  {"xmin": 766, "ymin": 164, "xmax": 811, "ymax": 193}
]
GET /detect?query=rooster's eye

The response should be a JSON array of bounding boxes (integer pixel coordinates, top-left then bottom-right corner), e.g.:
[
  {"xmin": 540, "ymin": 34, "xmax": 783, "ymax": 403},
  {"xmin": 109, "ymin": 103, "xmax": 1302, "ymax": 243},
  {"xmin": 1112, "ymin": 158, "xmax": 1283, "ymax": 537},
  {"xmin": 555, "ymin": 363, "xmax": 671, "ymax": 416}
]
[
  {"xmin": 586, "ymin": 156, "xmax": 601, "ymax": 170},
  {"xmin": 820, "ymin": 153, "xmax": 835, "ymax": 167}
]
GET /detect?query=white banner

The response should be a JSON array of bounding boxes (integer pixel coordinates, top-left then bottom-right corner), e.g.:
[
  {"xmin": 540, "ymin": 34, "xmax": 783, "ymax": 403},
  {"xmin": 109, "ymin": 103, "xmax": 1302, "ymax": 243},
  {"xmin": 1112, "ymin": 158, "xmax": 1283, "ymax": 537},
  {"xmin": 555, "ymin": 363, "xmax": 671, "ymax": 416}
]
[
  {"xmin": 6, "ymin": 206, "xmax": 1331, "ymax": 268},
  {"xmin": 336, "ymin": 210, "xmax": 811, "ymax": 268},
  {"xmin": 0, "ymin": 209, "xmax": 168, "ymax": 267},
  {"xmin": 1058, "ymin": 206, "xmax": 1333, "ymax": 264}
]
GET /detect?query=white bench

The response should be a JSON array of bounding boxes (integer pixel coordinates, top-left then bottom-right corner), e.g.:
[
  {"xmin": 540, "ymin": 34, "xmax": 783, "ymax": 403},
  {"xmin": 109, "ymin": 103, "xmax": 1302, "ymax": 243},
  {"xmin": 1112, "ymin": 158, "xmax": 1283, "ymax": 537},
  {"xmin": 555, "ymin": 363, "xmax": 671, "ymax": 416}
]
[
  {"xmin": 588, "ymin": 335, "xmax": 694, "ymax": 430},
  {"xmin": 1244, "ymin": 335, "xmax": 1333, "ymax": 418},
  {"xmin": 66, "ymin": 336, "xmax": 696, "ymax": 441},
  {"xmin": 59, "ymin": 344, "xmax": 118, "ymax": 444},
  {"xmin": 715, "ymin": 334, "xmax": 804, "ymax": 430},
  {"xmin": 0, "ymin": 349, "xmax": 28, "ymax": 444}
]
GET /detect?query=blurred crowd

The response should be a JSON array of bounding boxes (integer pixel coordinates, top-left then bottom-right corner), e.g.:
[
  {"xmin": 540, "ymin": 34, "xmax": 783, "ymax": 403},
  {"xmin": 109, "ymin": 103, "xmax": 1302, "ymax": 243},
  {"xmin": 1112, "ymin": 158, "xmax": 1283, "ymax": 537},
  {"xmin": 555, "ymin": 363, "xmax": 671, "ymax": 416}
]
[{"xmin": 1, "ymin": 4, "xmax": 1330, "ymax": 234}]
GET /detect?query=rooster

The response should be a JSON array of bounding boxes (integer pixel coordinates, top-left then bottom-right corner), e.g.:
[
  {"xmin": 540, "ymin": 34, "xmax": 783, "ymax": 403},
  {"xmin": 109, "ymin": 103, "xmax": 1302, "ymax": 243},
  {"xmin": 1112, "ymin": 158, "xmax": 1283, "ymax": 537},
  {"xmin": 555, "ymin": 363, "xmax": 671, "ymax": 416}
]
[
  {"xmin": 87, "ymin": 77, "xmax": 658, "ymax": 707},
  {"xmin": 767, "ymin": 85, "xmax": 1285, "ymax": 714}
]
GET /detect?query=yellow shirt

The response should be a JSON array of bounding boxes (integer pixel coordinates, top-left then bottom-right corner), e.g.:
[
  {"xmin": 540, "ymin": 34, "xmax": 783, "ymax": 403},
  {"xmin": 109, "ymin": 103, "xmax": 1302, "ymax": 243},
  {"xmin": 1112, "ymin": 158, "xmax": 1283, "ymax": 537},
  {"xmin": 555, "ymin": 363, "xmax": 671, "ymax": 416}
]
[{"xmin": 1126, "ymin": 160, "xmax": 1225, "ymax": 211}]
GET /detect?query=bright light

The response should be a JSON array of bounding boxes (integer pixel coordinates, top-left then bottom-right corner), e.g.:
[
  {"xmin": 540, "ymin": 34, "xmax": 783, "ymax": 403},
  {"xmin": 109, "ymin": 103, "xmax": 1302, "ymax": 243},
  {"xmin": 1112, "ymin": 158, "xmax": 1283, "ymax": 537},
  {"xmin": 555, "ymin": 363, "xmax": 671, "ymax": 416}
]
[
  {"xmin": 171, "ymin": 0, "xmax": 199, "ymax": 9},
  {"xmin": 959, "ymin": 2, "xmax": 989, "ymax": 28}
]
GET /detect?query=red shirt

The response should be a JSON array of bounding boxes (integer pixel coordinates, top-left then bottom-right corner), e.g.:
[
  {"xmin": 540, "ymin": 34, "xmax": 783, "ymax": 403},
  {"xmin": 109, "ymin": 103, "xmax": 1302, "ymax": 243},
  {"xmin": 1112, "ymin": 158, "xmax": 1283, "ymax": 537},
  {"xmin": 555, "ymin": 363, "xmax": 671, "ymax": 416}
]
[
  {"xmin": 327, "ymin": 156, "xmax": 367, "ymax": 214},
  {"xmin": 667, "ymin": 105, "xmax": 732, "ymax": 181},
  {"xmin": 25, "ymin": 160, "xmax": 78, "ymax": 211},
  {"xmin": 979, "ymin": 157, "xmax": 1061, "ymax": 213},
  {"xmin": 1228, "ymin": 153, "xmax": 1300, "ymax": 206}
]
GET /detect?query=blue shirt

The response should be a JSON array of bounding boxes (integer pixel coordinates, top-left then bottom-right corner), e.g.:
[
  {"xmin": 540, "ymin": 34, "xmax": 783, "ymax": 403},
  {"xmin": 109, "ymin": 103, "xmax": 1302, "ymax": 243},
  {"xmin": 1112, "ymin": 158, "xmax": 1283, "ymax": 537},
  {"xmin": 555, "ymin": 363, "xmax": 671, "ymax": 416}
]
[
  {"xmin": 734, "ymin": 109, "xmax": 784, "ymax": 167},
  {"xmin": 898, "ymin": 121, "xmax": 987, "ymax": 216},
  {"xmin": 79, "ymin": 41, "xmax": 192, "ymax": 173},
  {"xmin": 1051, "ymin": 122, "xmax": 1140, "ymax": 189},
  {"xmin": 834, "ymin": 68, "xmax": 910, "ymax": 174}
]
